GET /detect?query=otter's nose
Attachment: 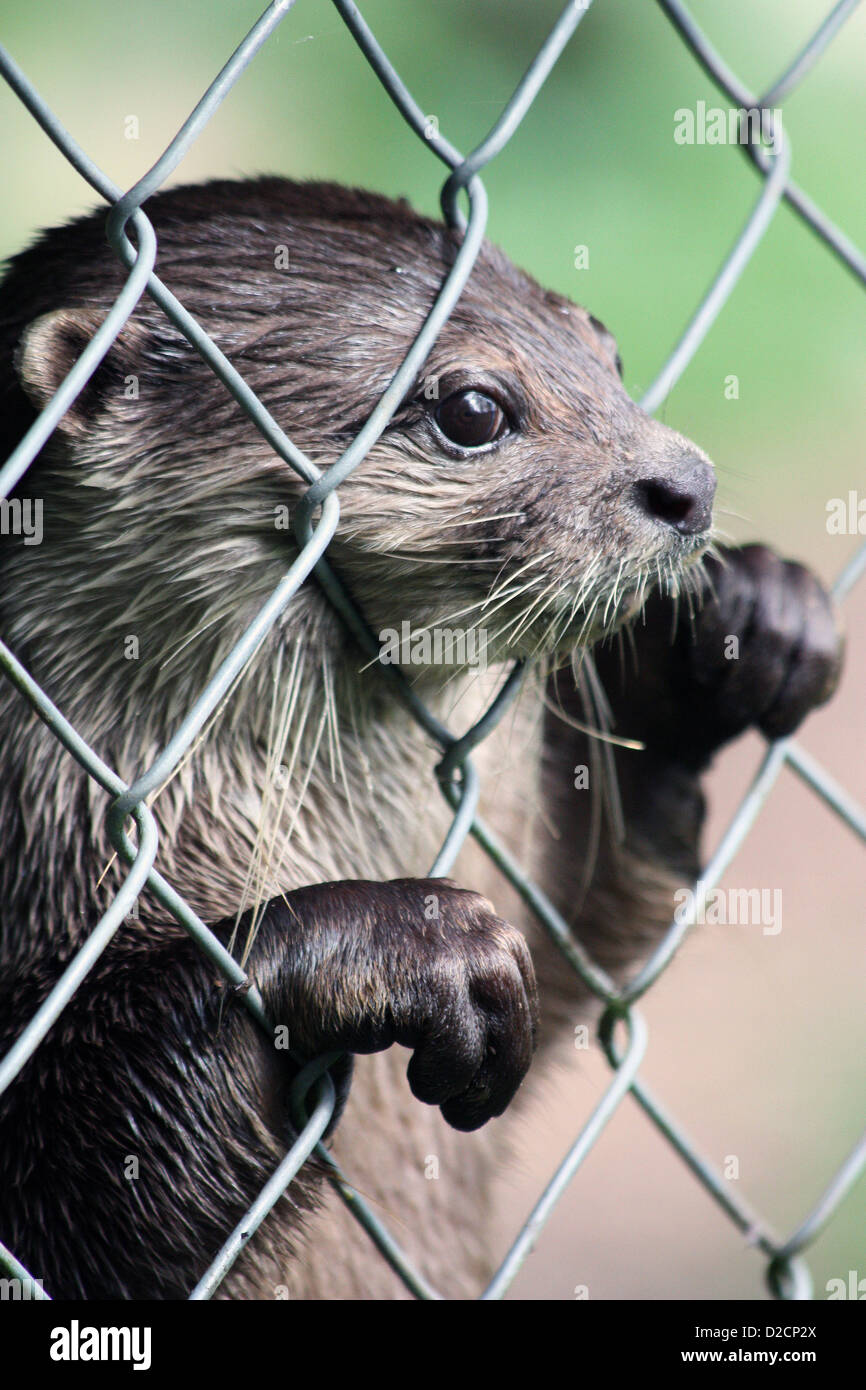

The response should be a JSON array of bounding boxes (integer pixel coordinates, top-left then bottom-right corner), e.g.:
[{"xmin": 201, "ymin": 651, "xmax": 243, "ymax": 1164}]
[{"xmin": 632, "ymin": 458, "xmax": 716, "ymax": 536}]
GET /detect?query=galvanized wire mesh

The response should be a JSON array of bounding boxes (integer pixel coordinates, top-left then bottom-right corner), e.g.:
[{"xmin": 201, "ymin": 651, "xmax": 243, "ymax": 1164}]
[{"xmin": 0, "ymin": 0, "xmax": 864, "ymax": 1302}]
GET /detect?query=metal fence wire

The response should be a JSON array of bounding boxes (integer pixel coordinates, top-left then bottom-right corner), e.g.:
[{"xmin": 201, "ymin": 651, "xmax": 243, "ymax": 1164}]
[{"xmin": 0, "ymin": 0, "xmax": 864, "ymax": 1302}]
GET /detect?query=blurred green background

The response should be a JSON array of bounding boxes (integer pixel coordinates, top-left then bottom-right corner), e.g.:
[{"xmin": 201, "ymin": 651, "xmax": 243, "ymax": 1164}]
[{"xmin": 1, "ymin": 0, "xmax": 863, "ymax": 1300}]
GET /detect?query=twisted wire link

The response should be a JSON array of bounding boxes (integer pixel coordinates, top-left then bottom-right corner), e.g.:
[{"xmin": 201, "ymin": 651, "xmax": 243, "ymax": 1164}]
[{"xmin": 0, "ymin": 0, "xmax": 862, "ymax": 1301}]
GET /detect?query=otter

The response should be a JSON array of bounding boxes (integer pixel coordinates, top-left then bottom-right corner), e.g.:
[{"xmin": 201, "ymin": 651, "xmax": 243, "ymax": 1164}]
[{"xmin": 0, "ymin": 177, "xmax": 842, "ymax": 1300}]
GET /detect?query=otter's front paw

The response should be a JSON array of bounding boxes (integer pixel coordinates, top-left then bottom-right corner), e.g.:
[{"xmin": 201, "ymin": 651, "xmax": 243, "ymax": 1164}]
[
  {"xmin": 683, "ymin": 544, "xmax": 843, "ymax": 750},
  {"xmin": 252, "ymin": 878, "xmax": 538, "ymax": 1132},
  {"xmin": 598, "ymin": 543, "xmax": 843, "ymax": 766}
]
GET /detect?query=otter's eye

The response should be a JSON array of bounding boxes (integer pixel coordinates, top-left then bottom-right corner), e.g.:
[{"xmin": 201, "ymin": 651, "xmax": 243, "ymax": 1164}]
[{"xmin": 434, "ymin": 390, "xmax": 506, "ymax": 449}]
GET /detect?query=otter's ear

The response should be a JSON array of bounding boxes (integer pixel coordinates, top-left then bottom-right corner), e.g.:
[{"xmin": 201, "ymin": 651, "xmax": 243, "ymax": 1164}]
[
  {"xmin": 14, "ymin": 307, "xmax": 145, "ymax": 438},
  {"xmin": 587, "ymin": 313, "xmax": 624, "ymax": 380}
]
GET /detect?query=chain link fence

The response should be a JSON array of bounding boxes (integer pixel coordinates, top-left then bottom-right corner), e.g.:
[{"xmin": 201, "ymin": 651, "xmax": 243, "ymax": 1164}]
[{"xmin": 0, "ymin": 0, "xmax": 863, "ymax": 1301}]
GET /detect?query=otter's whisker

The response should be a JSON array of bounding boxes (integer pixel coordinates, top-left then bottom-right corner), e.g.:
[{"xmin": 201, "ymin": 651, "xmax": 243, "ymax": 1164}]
[
  {"xmin": 245, "ymin": 691, "xmax": 329, "ymax": 965},
  {"xmin": 446, "ymin": 511, "xmax": 525, "ymax": 527}
]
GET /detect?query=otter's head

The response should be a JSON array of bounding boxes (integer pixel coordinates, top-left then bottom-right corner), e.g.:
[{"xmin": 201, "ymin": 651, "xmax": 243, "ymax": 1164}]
[{"xmin": 0, "ymin": 177, "xmax": 714, "ymax": 716}]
